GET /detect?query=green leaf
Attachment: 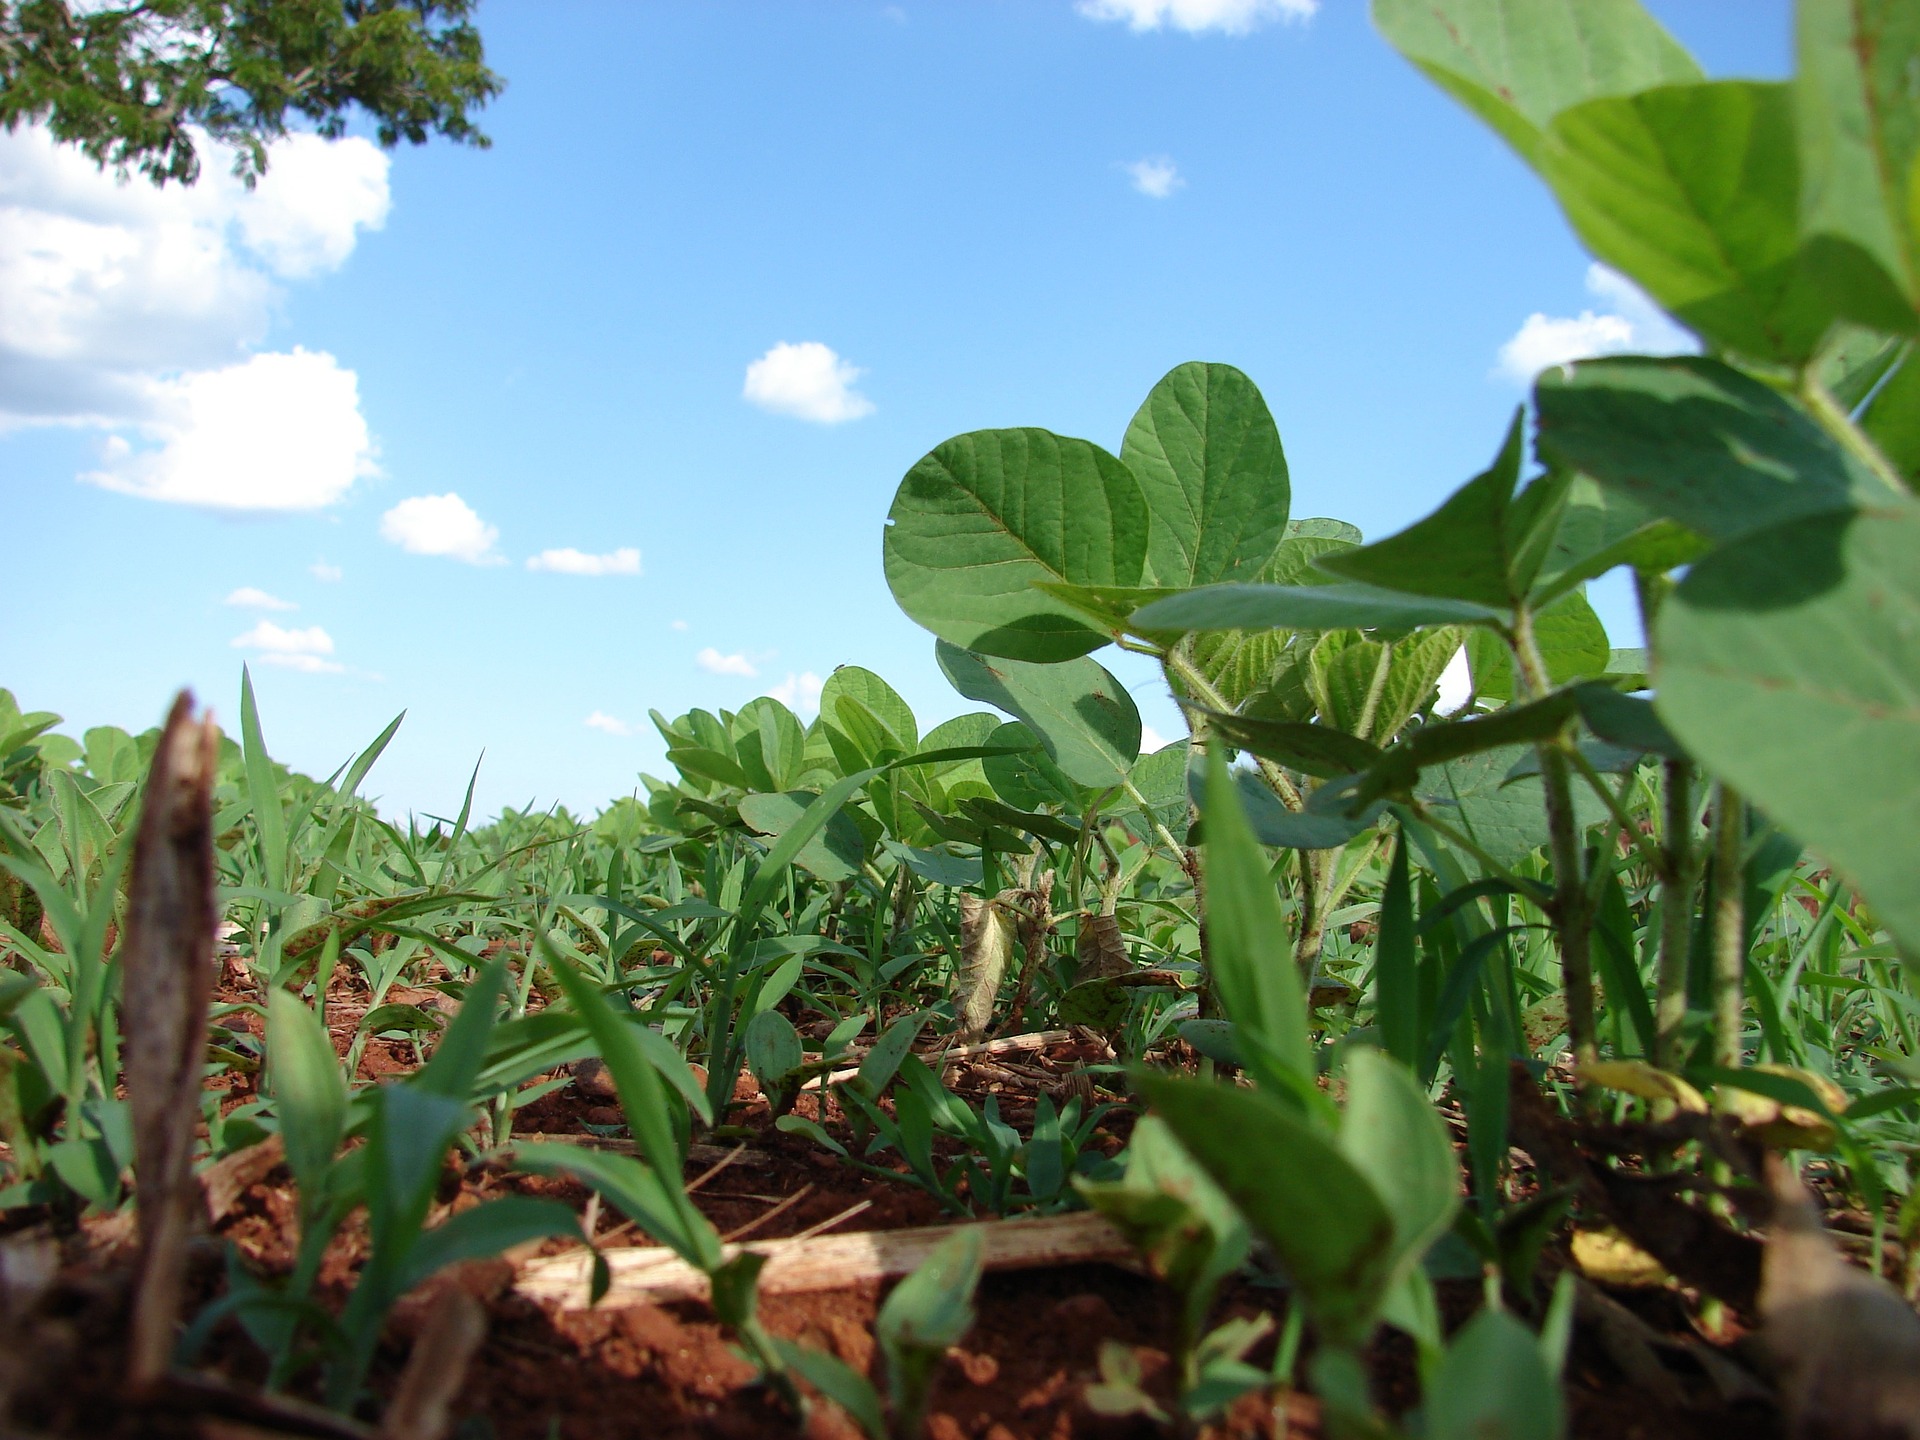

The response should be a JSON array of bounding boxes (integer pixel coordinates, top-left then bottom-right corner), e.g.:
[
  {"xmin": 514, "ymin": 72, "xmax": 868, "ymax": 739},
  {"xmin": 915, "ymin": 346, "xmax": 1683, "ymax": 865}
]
[
  {"xmin": 1317, "ymin": 414, "xmax": 1563, "ymax": 608},
  {"xmin": 1539, "ymin": 81, "xmax": 1833, "ymax": 362},
  {"xmin": 239, "ymin": 666, "xmax": 286, "ymax": 894},
  {"xmin": 1120, "ymin": 362, "xmax": 1292, "ymax": 587},
  {"xmin": 1336, "ymin": 1048, "xmax": 1461, "ymax": 1281},
  {"xmin": 1425, "ymin": 1308, "xmax": 1565, "ymax": 1440},
  {"xmin": 1371, "ymin": 0, "xmax": 1700, "ymax": 170},
  {"xmin": 1138, "ymin": 1072, "xmax": 1396, "ymax": 1347},
  {"xmin": 936, "ymin": 642, "xmax": 1141, "ymax": 789},
  {"xmin": 819, "ymin": 668, "xmax": 919, "ymax": 761},
  {"xmin": 510, "ymin": 1142, "xmax": 695, "ymax": 1257},
  {"xmin": 878, "ymin": 1227, "xmax": 984, "ymax": 1355},
  {"xmin": 737, "ymin": 790, "xmax": 866, "ymax": 883},
  {"xmin": 1199, "ymin": 748, "xmax": 1313, "ymax": 1089},
  {"xmin": 1530, "ymin": 474, "xmax": 1710, "ymax": 607},
  {"xmin": 413, "ymin": 955, "xmax": 509, "ymax": 1102},
  {"xmin": 266, "ymin": 989, "xmax": 347, "ymax": 1197},
  {"xmin": 885, "ymin": 428, "xmax": 1149, "ymax": 661},
  {"xmin": 1534, "ymin": 356, "xmax": 1894, "ymax": 540},
  {"xmin": 1795, "ymin": 0, "xmax": 1920, "ymax": 332},
  {"xmin": 1197, "ymin": 709, "xmax": 1385, "ymax": 780},
  {"xmin": 1374, "ymin": 834, "xmax": 1418, "ymax": 1072},
  {"xmin": 731, "ymin": 697, "xmax": 809, "ymax": 792},
  {"xmin": 1655, "ymin": 500, "xmax": 1920, "ymax": 952},
  {"xmin": 398, "ymin": 1196, "xmax": 582, "ymax": 1295},
  {"xmin": 1862, "ymin": 345, "xmax": 1920, "ymax": 483},
  {"xmin": 772, "ymin": 1339, "xmax": 886, "ymax": 1440},
  {"xmin": 745, "ymin": 1009, "xmax": 804, "ymax": 1086},
  {"xmin": 1135, "ymin": 583, "xmax": 1502, "ymax": 634},
  {"xmin": 739, "ymin": 767, "xmax": 886, "ymax": 923},
  {"xmin": 1193, "ymin": 768, "xmax": 1384, "ymax": 851},
  {"xmin": 981, "ymin": 721, "xmax": 1079, "ymax": 812},
  {"xmin": 1355, "ymin": 691, "xmax": 1584, "ymax": 806},
  {"xmin": 1467, "ymin": 591, "xmax": 1610, "ymax": 702},
  {"xmin": 856, "ymin": 1012, "xmax": 925, "ymax": 1098},
  {"xmin": 1415, "ymin": 746, "xmax": 1609, "ymax": 867}
]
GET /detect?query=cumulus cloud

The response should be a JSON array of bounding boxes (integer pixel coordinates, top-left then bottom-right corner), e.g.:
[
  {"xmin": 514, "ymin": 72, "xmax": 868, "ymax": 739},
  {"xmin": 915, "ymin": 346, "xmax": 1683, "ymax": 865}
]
[
  {"xmin": 379, "ymin": 493, "xmax": 503, "ymax": 565},
  {"xmin": 1437, "ymin": 647, "xmax": 1472, "ymax": 714},
  {"xmin": 526, "ymin": 546, "xmax": 642, "ymax": 576},
  {"xmin": 0, "ymin": 122, "xmax": 388, "ymax": 508},
  {"xmin": 231, "ymin": 619, "xmax": 342, "ymax": 674},
  {"xmin": 1127, "ymin": 157, "xmax": 1184, "ymax": 199},
  {"xmin": 224, "ymin": 586, "xmax": 295, "ymax": 611},
  {"xmin": 585, "ymin": 711, "xmax": 638, "ymax": 737},
  {"xmin": 697, "ymin": 647, "xmax": 758, "ymax": 678},
  {"xmin": 310, "ymin": 561, "xmax": 343, "ymax": 582},
  {"xmin": 764, "ymin": 671, "xmax": 825, "ymax": 716},
  {"xmin": 80, "ymin": 348, "xmax": 375, "ymax": 508},
  {"xmin": 1494, "ymin": 264, "xmax": 1696, "ymax": 385},
  {"xmin": 743, "ymin": 341, "xmax": 874, "ymax": 424},
  {"xmin": 670, "ymin": 619, "xmax": 689, "ymax": 632},
  {"xmin": 1078, "ymin": 0, "xmax": 1317, "ymax": 34}
]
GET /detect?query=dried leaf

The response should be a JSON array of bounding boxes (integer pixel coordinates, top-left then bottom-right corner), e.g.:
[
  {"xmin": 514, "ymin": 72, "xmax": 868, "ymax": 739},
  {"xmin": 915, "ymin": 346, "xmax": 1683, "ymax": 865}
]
[
  {"xmin": 1076, "ymin": 911, "xmax": 1131, "ymax": 980},
  {"xmin": 123, "ymin": 692, "xmax": 220, "ymax": 1387},
  {"xmin": 379, "ymin": 1289, "xmax": 487, "ymax": 1440},
  {"xmin": 955, "ymin": 894, "xmax": 1017, "ymax": 1043}
]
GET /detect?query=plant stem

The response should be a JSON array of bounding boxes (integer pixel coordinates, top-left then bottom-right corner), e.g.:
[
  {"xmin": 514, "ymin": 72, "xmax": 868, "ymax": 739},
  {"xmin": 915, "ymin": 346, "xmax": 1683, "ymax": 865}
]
[
  {"xmin": 1708, "ymin": 782, "xmax": 1747, "ymax": 1070},
  {"xmin": 1157, "ymin": 644, "xmax": 1304, "ymax": 811},
  {"xmin": 1800, "ymin": 368, "xmax": 1911, "ymax": 496},
  {"xmin": 1510, "ymin": 609, "xmax": 1598, "ymax": 1074},
  {"xmin": 1653, "ymin": 758, "xmax": 1697, "ymax": 1068}
]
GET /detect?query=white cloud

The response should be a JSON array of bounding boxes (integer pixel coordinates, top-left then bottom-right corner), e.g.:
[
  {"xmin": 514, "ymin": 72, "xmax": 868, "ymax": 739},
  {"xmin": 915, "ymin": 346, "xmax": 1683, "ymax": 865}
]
[
  {"xmin": 1078, "ymin": 0, "xmax": 1317, "ymax": 34},
  {"xmin": 697, "ymin": 647, "xmax": 758, "ymax": 678},
  {"xmin": 743, "ymin": 341, "xmax": 874, "ymax": 424},
  {"xmin": 230, "ymin": 619, "xmax": 342, "ymax": 674},
  {"xmin": 310, "ymin": 561, "xmax": 343, "ymax": 582},
  {"xmin": 670, "ymin": 619, "xmax": 689, "ymax": 632},
  {"xmin": 1494, "ymin": 263, "xmax": 1697, "ymax": 385},
  {"xmin": 1127, "ymin": 156, "xmax": 1184, "ymax": 199},
  {"xmin": 81, "ymin": 348, "xmax": 375, "ymax": 509},
  {"xmin": 526, "ymin": 546, "xmax": 642, "ymax": 576},
  {"xmin": 224, "ymin": 586, "xmax": 295, "ymax": 611},
  {"xmin": 585, "ymin": 711, "xmax": 638, "ymax": 737},
  {"xmin": 379, "ymin": 493, "xmax": 503, "ymax": 565},
  {"xmin": 764, "ymin": 671, "xmax": 825, "ymax": 716},
  {"xmin": 1139, "ymin": 724, "xmax": 1171, "ymax": 753},
  {"xmin": 0, "ymin": 123, "xmax": 388, "ymax": 492}
]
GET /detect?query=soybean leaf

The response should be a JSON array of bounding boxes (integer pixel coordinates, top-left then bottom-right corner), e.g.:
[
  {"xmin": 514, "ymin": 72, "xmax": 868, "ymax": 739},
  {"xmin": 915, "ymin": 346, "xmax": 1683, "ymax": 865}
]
[
  {"xmin": 1120, "ymin": 361, "xmax": 1292, "ymax": 587},
  {"xmin": 1540, "ymin": 81, "xmax": 1833, "ymax": 362},
  {"xmin": 937, "ymin": 642, "xmax": 1141, "ymax": 788},
  {"xmin": 745, "ymin": 1010, "xmax": 804, "ymax": 1088},
  {"xmin": 1197, "ymin": 709, "xmax": 1385, "ymax": 780},
  {"xmin": 1416, "ymin": 746, "xmax": 1609, "ymax": 867},
  {"xmin": 820, "ymin": 668, "xmax": 918, "ymax": 761},
  {"xmin": 885, "ymin": 429, "xmax": 1149, "ymax": 662},
  {"xmin": 1337, "ymin": 1047, "xmax": 1461, "ymax": 1281},
  {"xmin": 1136, "ymin": 583, "xmax": 1502, "ymax": 634},
  {"xmin": 1138, "ymin": 1072, "xmax": 1396, "ymax": 1347},
  {"xmin": 1317, "ymin": 414, "xmax": 1564, "ymax": 608},
  {"xmin": 1534, "ymin": 356, "xmax": 1894, "ymax": 540},
  {"xmin": 1862, "ymin": 346, "xmax": 1920, "ymax": 483},
  {"xmin": 1199, "ymin": 748, "xmax": 1313, "ymax": 1088},
  {"xmin": 1371, "ymin": 0, "xmax": 1699, "ymax": 170},
  {"xmin": 1425, "ymin": 1308, "xmax": 1565, "ymax": 1440},
  {"xmin": 737, "ymin": 791, "xmax": 866, "ymax": 883},
  {"xmin": 1467, "ymin": 591, "xmax": 1610, "ymax": 702},
  {"xmin": 1795, "ymin": 0, "xmax": 1920, "ymax": 333},
  {"xmin": 1191, "ymin": 766, "xmax": 1385, "ymax": 851},
  {"xmin": 1655, "ymin": 500, "xmax": 1920, "ymax": 951},
  {"xmin": 981, "ymin": 721, "xmax": 1079, "ymax": 812}
]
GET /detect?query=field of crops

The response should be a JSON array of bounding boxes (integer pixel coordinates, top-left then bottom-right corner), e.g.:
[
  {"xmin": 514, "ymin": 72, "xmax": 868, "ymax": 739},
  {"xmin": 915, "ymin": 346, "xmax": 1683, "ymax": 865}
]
[{"xmin": 5, "ymin": 2, "xmax": 1920, "ymax": 1439}]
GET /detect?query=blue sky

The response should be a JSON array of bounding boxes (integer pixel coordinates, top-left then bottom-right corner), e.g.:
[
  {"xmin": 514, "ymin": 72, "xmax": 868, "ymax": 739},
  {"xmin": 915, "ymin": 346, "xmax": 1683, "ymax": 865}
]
[{"xmin": 3, "ymin": 0, "xmax": 1790, "ymax": 820}]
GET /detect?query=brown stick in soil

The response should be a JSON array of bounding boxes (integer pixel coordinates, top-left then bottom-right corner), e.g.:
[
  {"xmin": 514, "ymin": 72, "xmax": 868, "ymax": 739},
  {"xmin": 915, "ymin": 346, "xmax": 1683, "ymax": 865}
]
[
  {"xmin": 122, "ymin": 691, "xmax": 222, "ymax": 1388},
  {"xmin": 514, "ymin": 1210, "xmax": 1133, "ymax": 1311}
]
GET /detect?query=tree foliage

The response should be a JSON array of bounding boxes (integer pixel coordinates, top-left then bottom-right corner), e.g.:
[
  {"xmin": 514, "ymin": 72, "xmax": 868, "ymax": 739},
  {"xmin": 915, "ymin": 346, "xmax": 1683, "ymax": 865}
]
[{"xmin": 0, "ymin": 0, "xmax": 504, "ymax": 185}]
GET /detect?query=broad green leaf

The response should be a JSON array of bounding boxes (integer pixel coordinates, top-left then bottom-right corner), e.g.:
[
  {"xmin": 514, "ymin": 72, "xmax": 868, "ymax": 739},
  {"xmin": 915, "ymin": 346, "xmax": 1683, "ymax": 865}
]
[
  {"xmin": 1540, "ymin": 81, "xmax": 1833, "ymax": 362},
  {"xmin": 937, "ymin": 642, "xmax": 1140, "ymax": 788},
  {"xmin": 265, "ymin": 990, "xmax": 347, "ymax": 1197},
  {"xmin": 885, "ymin": 429, "xmax": 1149, "ymax": 661},
  {"xmin": 1127, "ymin": 738, "xmax": 1191, "ymax": 837},
  {"xmin": 1795, "ymin": 0, "xmax": 1920, "ymax": 332},
  {"xmin": 731, "ymin": 697, "xmax": 808, "ymax": 792},
  {"xmin": 1120, "ymin": 362, "xmax": 1292, "ymax": 587},
  {"xmin": 877, "ymin": 1227, "xmax": 983, "ymax": 1355},
  {"xmin": 1199, "ymin": 748, "xmax": 1313, "ymax": 1087},
  {"xmin": 745, "ymin": 1009, "xmax": 804, "ymax": 1085},
  {"xmin": 1336, "ymin": 1047, "xmax": 1461, "ymax": 1279},
  {"xmin": 1371, "ymin": 0, "xmax": 1699, "ymax": 170},
  {"xmin": 738, "ymin": 766, "xmax": 885, "ymax": 923},
  {"xmin": 1531, "ymin": 474, "xmax": 1710, "ymax": 607},
  {"xmin": 737, "ymin": 790, "xmax": 866, "ymax": 883},
  {"xmin": 1135, "ymin": 583, "xmax": 1502, "ymax": 634},
  {"xmin": 1655, "ymin": 500, "xmax": 1920, "ymax": 951},
  {"xmin": 1317, "ymin": 414, "xmax": 1564, "ymax": 608},
  {"xmin": 1862, "ymin": 346, "xmax": 1920, "ymax": 483},
  {"xmin": 819, "ymin": 668, "xmax": 918, "ymax": 757},
  {"xmin": 1138, "ymin": 1072, "xmax": 1396, "ymax": 1347},
  {"xmin": 981, "ymin": 721, "xmax": 1079, "ymax": 812},
  {"xmin": 1192, "ymin": 767, "xmax": 1385, "ymax": 851},
  {"xmin": 1198, "ymin": 709, "xmax": 1385, "ymax": 780},
  {"xmin": 1415, "ymin": 745, "xmax": 1608, "ymax": 867},
  {"xmin": 1354, "ymin": 689, "xmax": 1583, "ymax": 805},
  {"xmin": 1467, "ymin": 591, "xmax": 1610, "ymax": 702},
  {"xmin": 1425, "ymin": 1308, "xmax": 1565, "ymax": 1440},
  {"xmin": 1534, "ymin": 357, "xmax": 1893, "ymax": 541},
  {"xmin": 1307, "ymin": 627, "xmax": 1466, "ymax": 744}
]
